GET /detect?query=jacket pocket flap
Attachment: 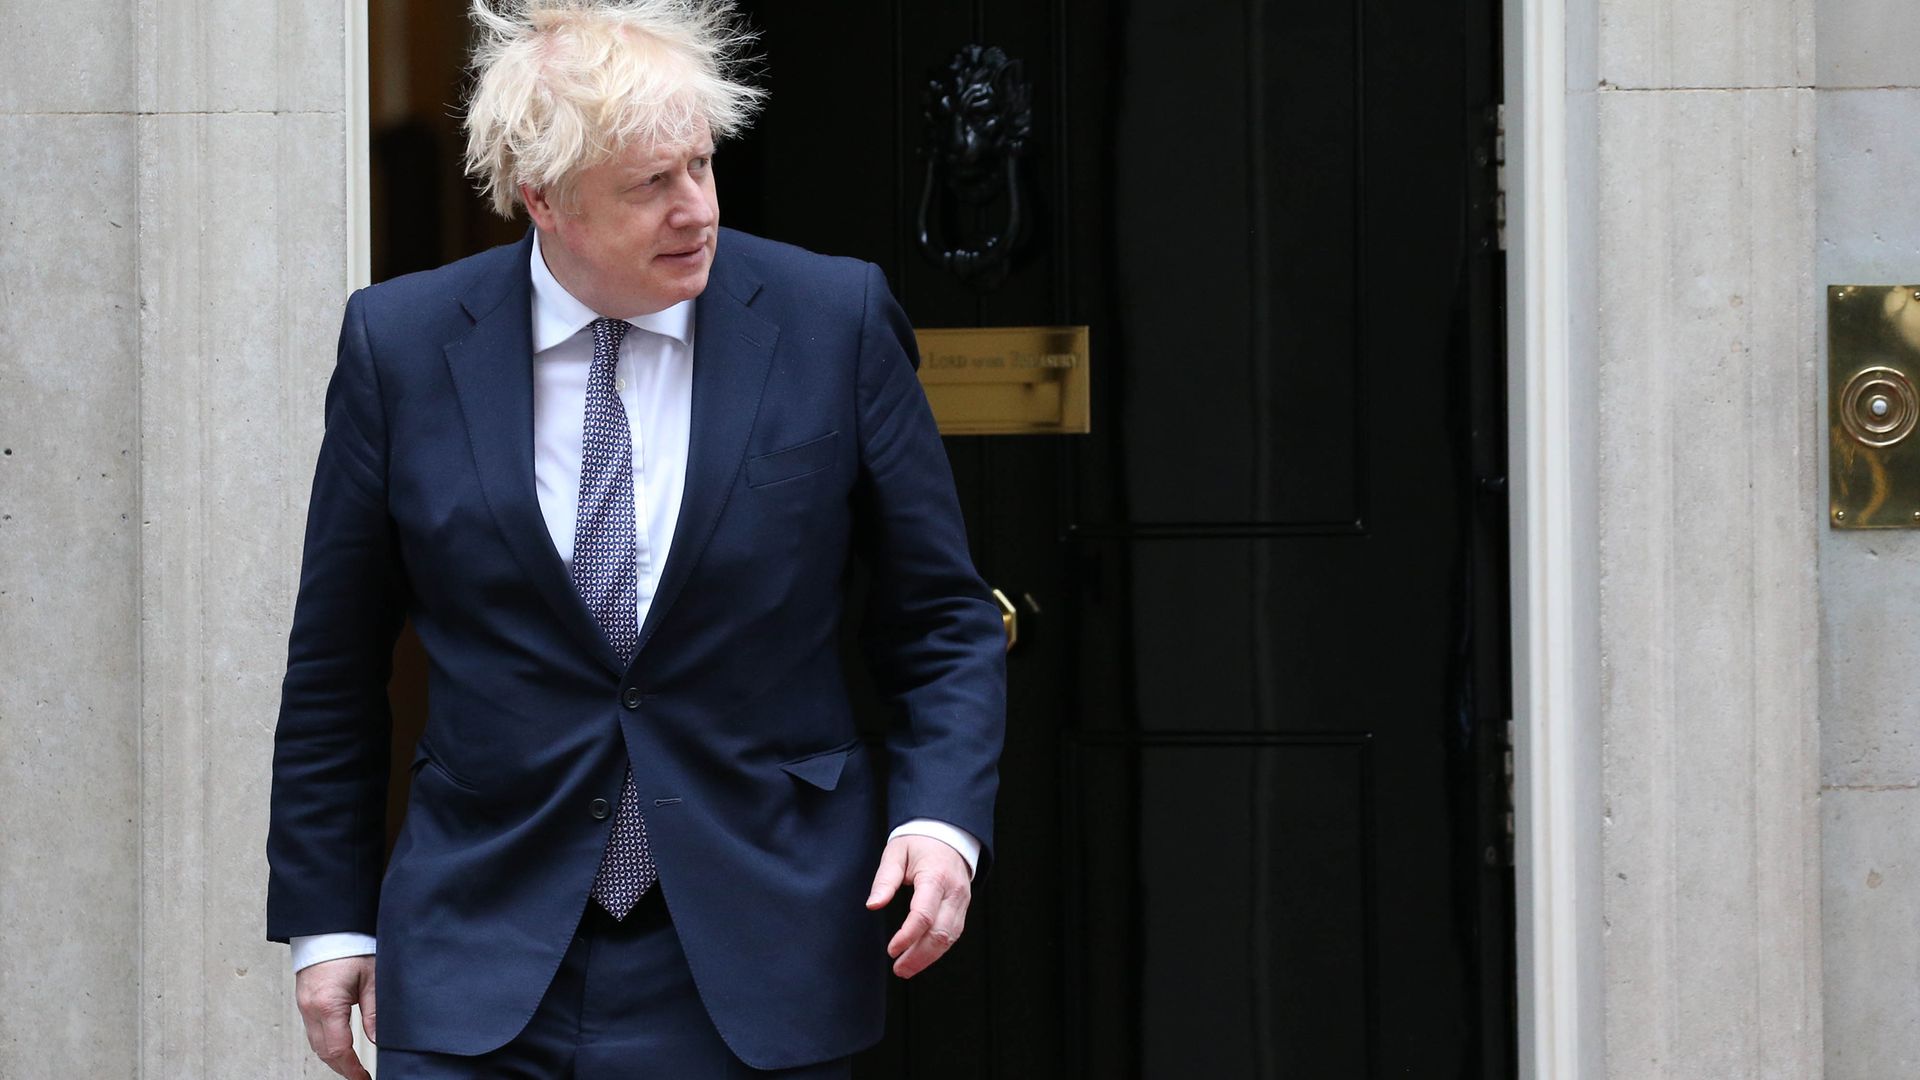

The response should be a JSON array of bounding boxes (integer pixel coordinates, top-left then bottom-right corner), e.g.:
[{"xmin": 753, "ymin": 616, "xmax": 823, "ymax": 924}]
[
  {"xmin": 746, "ymin": 431, "xmax": 839, "ymax": 488},
  {"xmin": 778, "ymin": 740, "xmax": 858, "ymax": 790}
]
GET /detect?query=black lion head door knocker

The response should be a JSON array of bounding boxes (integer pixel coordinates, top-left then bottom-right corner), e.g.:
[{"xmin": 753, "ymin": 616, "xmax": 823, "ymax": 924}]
[{"xmin": 918, "ymin": 44, "xmax": 1034, "ymax": 292}]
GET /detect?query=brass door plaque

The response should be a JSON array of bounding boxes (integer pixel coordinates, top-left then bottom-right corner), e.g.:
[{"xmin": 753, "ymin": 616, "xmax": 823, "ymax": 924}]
[
  {"xmin": 1831, "ymin": 285, "xmax": 1920, "ymax": 527},
  {"xmin": 914, "ymin": 326, "xmax": 1091, "ymax": 435}
]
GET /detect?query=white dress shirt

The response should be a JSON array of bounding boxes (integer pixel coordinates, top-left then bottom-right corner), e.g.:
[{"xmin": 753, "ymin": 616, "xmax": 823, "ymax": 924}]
[{"xmin": 291, "ymin": 234, "xmax": 979, "ymax": 973}]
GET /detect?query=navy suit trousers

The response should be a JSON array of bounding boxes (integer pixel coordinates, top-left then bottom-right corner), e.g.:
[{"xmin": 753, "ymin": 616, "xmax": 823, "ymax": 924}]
[{"xmin": 375, "ymin": 887, "xmax": 856, "ymax": 1079}]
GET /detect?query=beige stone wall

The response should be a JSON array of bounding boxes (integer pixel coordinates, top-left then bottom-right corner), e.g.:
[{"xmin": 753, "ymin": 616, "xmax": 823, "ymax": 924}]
[
  {"xmin": 0, "ymin": 49, "xmax": 142, "ymax": 1080},
  {"xmin": 1816, "ymin": 4, "xmax": 1920, "ymax": 1078},
  {"xmin": 1582, "ymin": 0, "xmax": 1826, "ymax": 1077}
]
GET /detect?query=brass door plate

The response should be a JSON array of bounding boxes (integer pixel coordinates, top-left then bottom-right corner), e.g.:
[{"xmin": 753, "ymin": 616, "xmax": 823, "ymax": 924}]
[
  {"xmin": 914, "ymin": 326, "xmax": 1091, "ymax": 435},
  {"xmin": 1831, "ymin": 285, "xmax": 1920, "ymax": 527}
]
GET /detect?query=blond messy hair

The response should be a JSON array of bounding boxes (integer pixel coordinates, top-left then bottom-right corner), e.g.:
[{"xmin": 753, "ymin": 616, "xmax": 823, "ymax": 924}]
[{"xmin": 462, "ymin": 0, "xmax": 765, "ymax": 218}]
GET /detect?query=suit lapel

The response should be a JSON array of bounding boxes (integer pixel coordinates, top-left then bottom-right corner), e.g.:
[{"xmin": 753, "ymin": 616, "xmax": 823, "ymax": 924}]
[
  {"xmin": 631, "ymin": 241, "xmax": 779, "ymax": 666},
  {"xmin": 444, "ymin": 231, "xmax": 628, "ymax": 676}
]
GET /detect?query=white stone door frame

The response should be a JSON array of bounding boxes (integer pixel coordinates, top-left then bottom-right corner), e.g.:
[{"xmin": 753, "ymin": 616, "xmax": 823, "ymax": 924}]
[
  {"xmin": 347, "ymin": 0, "xmax": 373, "ymax": 293},
  {"xmin": 339, "ymin": 21, "xmax": 378, "ymax": 1071},
  {"xmin": 337, "ymin": 1, "xmax": 1596, "ymax": 1075},
  {"xmin": 1505, "ymin": 0, "xmax": 1602, "ymax": 1075}
]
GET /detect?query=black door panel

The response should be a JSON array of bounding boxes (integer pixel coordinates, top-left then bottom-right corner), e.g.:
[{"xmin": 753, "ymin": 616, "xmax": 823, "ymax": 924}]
[{"xmin": 725, "ymin": 1, "xmax": 1513, "ymax": 1076}]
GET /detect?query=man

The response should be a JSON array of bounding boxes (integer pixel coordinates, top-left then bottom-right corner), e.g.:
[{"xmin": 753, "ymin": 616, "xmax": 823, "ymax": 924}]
[{"xmin": 264, "ymin": 2, "xmax": 1006, "ymax": 1076}]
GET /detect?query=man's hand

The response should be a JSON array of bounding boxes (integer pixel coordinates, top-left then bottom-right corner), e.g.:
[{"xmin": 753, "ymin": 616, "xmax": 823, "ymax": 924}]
[
  {"xmin": 296, "ymin": 955, "xmax": 376, "ymax": 1079},
  {"xmin": 866, "ymin": 834, "xmax": 973, "ymax": 978}
]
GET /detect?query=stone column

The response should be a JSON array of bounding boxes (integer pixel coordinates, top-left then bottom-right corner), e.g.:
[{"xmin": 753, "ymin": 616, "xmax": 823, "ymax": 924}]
[
  {"xmin": 1586, "ymin": 0, "xmax": 1824, "ymax": 1077},
  {"xmin": 1, "ymin": 1, "xmax": 354, "ymax": 1075},
  {"xmin": 135, "ymin": 2, "xmax": 353, "ymax": 1076}
]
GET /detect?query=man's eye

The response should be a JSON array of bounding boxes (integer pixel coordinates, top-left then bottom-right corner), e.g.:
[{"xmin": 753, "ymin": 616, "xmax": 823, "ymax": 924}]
[{"xmin": 692, "ymin": 156, "xmax": 711, "ymax": 170}]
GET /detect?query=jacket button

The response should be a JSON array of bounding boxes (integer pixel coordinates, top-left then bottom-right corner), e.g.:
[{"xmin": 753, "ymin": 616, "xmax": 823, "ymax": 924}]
[
  {"xmin": 622, "ymin": 687, "xmax": 643, "ymax": 709},
  {"xmin": 589, "ymin": 797, "xmax": 611, "ymax": 820}
]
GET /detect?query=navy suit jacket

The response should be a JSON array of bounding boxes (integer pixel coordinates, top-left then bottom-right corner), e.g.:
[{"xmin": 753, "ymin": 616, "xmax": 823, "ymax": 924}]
[{"xmin": 265, "ymin": 227, "xmax": 1006, "ymax": 1068}]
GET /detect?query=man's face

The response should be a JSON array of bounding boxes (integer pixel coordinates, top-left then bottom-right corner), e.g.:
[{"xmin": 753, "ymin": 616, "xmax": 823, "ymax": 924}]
[{"xmin": 524, "ymin": 119, "xmax": 720, "ymax": 318}]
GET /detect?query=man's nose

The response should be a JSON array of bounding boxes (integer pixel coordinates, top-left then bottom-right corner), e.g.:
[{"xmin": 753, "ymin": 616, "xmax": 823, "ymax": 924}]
[{"xmin": 667, "ymin": 179, "xmax": 716, "ymax": 230}]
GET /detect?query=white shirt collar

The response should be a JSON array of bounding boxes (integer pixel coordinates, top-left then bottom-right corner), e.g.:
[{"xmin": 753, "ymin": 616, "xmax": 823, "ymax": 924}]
[{"xmin": 529, "ymin": 230, "xmax": 694, "ymax": 353}]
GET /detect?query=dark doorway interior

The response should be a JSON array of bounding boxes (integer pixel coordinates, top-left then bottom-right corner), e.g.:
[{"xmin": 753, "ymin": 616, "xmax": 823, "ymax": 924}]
[{"xmin": 370, "ymin": 2, "xmax": 1515, "ymax": 1076}]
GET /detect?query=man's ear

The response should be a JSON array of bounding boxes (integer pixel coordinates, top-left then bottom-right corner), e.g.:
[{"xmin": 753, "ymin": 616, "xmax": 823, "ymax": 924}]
[{"xmin": 521, "ymin": 183, "xmax": 554, "ymax": 231}]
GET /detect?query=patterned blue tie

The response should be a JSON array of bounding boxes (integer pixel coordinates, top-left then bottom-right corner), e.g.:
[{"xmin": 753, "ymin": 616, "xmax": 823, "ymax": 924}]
[{"xmin": 576, "ymin": 316, "xmax": 658, "ymax": 919}]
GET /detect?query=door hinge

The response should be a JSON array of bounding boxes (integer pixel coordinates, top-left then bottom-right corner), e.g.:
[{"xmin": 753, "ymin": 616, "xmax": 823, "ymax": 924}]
[
  {"xmin": 1494, "ymin": 103, "xmax": 1507, "ymax": 252},
  {"xmin": 1503, "ymin": 716, "xmax": 1515, "ymax": 865},
  {"xmin": 1473, "ymin": 104, "xmax": 1507, "ymax": 253}
]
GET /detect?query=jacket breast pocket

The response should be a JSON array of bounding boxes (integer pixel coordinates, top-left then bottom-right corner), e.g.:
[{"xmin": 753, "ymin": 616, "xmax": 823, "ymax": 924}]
[{"xmin": 746, "ymin": 431, "xmax": 839, "ymax": 488}]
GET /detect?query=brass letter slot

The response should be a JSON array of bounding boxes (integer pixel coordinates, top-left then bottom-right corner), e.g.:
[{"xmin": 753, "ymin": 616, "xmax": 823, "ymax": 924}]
[
  {"xmin": 914, "ymin": 326, "xmax": 1091, "ymax": 436},
  {"xmin": 1831, "ymin": 286, "xmax": 1920, "ymax": 527}
]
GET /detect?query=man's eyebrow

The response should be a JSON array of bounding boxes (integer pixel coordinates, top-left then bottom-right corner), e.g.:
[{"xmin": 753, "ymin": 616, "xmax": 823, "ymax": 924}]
[{"xmin": 623, "ymin": 147, "xmax": 716, "ymax": 176}]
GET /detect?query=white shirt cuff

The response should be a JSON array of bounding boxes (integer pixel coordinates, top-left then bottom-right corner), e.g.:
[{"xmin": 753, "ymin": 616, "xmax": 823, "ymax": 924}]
[
  {"xmin": 888, "ymin": 818, "xmax": 981, "ymax": 880},
  {"xmin": 290, "ymin": 932, "xmax": 377, "ymax": 973}
]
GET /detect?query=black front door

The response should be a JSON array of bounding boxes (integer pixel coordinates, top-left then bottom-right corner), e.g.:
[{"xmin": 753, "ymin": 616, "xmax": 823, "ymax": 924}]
[
  {"xmin": 370, "ymin": 0, "xmax": 1516, "ymax": 1073},
  {"xmin": 724, "ymin": 2, "xmax": 1515, "ymax": 1077}
]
